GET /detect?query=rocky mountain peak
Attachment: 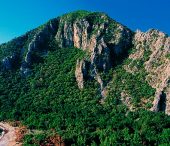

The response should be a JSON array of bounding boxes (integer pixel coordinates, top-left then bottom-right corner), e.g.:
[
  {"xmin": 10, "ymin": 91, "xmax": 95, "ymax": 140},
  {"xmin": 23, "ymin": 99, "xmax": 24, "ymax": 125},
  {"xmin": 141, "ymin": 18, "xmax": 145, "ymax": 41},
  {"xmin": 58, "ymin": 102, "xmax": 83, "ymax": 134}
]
[
  {"xmin": 55, "ymin": 11, "xmax": 133, "ymax": 90},
  {"xmin": 0, "ymin": 11, "xmax": 169, "ymax": 114}
]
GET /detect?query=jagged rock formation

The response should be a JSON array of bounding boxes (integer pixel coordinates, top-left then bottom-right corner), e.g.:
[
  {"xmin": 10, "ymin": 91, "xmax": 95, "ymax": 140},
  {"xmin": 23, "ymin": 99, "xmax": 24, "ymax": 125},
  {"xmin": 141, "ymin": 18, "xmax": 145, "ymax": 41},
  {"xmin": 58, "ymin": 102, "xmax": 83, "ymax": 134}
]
[
  {"xmin": 56, "ymin": 12, "xmax": 133, "ymax": 91},
  {"xmin": 20, "ymin": 19, "xmax": 58, "ymax": 76},
  {"xmin": 75, "ymin": 59, "xmax": 89, "ymax": 89},
  {"xmin": 0, "ymin": 18, "xmax": 58, "ymax": 76},
  {"xmin": 127, "ymin": 29, "xmax": 170, "ymax": 114}
]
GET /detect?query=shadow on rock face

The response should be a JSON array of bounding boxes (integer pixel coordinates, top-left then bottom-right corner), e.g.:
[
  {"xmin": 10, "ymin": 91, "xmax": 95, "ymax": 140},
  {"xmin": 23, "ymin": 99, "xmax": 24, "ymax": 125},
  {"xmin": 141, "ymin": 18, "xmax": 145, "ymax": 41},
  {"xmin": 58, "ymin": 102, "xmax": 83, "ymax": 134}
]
[{"xmin": 158, "ymin": 91, "xmax": 166, "ymax": 112}]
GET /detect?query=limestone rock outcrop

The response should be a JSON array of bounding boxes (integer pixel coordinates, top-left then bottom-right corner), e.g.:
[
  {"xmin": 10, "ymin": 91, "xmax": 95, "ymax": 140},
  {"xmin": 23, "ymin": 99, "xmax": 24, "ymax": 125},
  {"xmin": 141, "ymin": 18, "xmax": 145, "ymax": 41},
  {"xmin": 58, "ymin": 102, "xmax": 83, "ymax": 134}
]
[
  {"xmin": 20, "ymin": 19, "xmax": 59, "ymax": 76},
  {"xmin": 75, "ymin": 59, "xmax": 89, "ymax": 89},
  {"xmin": 132, "ymin": 29, "xmax": 170, "ymax": 114},
  {"xmin": 55, "ymin": 13, "xmax": 133, "ymax": 91}
]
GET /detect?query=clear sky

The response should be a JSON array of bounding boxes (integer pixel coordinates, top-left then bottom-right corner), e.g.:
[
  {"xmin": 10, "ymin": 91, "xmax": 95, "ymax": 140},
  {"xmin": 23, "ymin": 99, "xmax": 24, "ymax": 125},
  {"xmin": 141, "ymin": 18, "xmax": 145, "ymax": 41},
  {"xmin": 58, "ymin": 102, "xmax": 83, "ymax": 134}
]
[{"xmin": 0, "ymin": 0, "xmax": 170, "ymax": 44}]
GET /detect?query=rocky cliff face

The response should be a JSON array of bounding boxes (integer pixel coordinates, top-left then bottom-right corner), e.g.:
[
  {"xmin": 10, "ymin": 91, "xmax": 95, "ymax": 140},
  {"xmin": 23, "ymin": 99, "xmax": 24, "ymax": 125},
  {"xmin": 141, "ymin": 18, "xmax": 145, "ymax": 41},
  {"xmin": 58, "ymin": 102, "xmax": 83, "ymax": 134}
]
[
  {"xmin": 75, "ymin": 59, "xmax": 89, "ymax": 89},
  {"xmin": 0, "ymin": 18, "xmax": 59, "ymax": 75},
  {"xmin": 0, "ymin": 11, "xmax": 169, "ymax": 114},
  {"xmin": 20, "ymin": 18, "xmax": 59, "ymax": 76},
  {"xmin": 55, "ymin": 12, "xmax": 133, "ymax": 90},
  {"xmin": 127, "ymin": 29, "xmax": 170, "ymax": 114}
]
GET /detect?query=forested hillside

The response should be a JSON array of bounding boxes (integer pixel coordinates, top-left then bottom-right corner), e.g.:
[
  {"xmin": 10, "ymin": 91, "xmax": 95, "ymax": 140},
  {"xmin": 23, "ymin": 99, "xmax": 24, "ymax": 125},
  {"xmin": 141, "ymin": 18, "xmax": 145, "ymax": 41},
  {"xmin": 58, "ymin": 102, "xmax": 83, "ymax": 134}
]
[{"xmin": 0, "ymin": 11, "xmax": 170, "ymax": 145}]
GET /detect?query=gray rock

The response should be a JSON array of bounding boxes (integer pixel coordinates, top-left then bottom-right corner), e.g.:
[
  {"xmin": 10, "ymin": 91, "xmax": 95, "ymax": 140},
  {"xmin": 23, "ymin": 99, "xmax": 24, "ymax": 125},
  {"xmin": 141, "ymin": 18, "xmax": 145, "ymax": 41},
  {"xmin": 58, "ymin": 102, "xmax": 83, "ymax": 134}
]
[
  {"xmin": 75, "ymin": 59, "xmax": 89, "ymax": 89},
  {"xmin": 55, "ymin": 14, "xmax": 133, "ymax": 90},
  {"xmin": 20, "ymin": 18, "xmax": 59, "ymax": 76}
]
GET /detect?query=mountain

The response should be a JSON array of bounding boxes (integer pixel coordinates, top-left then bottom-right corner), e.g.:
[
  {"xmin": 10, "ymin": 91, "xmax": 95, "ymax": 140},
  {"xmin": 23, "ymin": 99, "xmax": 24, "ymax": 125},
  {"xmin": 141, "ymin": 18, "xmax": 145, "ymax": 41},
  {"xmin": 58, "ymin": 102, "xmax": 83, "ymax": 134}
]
[{"xmin": 0, "ymin": 11, "xmax": 170, "ymax": 145}]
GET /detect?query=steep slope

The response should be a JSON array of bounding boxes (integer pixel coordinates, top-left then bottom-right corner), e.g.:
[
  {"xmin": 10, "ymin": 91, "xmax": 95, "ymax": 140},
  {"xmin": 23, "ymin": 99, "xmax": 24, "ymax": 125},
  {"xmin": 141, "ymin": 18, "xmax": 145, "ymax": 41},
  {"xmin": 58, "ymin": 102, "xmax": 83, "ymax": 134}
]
[
  {"xmin": 0, "ymin": 18, "xmax": 59, "ymax": 76},
  {"xmin": 122, "ymin": 29, "xmax": 170, "ymax": 113},
  {"xmin": 133, "ymin": 30, "xmax": 170, "ymax": 114},
  {"xmin": 56, "ymin": 12, "xmax": 133, "ymax": 96},
  {"xmin": 104, "ymin": 29, "xmax": 170, "ymax": 114},
  {"xmin": 0, "ymin": 11, "xmax": 133, "ymax": 91},
  {"xmin": 0, "ymin": 11, "xmax": 170, "ymax": 145}
]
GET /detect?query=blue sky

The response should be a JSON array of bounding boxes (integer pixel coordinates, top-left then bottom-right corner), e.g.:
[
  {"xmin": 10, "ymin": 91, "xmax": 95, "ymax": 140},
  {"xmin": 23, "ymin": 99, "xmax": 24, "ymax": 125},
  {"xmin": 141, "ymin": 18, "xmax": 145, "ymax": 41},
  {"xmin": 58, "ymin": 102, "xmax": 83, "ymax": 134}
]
[{"xmin": 0, "ymin": 0, "xmax": 170, "ymax": 44}]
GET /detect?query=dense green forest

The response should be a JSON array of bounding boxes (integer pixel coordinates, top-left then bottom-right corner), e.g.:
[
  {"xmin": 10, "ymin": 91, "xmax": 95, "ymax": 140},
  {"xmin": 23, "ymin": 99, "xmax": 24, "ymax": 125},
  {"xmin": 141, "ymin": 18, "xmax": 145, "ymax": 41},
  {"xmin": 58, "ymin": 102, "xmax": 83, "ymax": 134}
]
[{"xmin": 0, "ymin": 39, "xmax": 170, "ymax": 146}]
